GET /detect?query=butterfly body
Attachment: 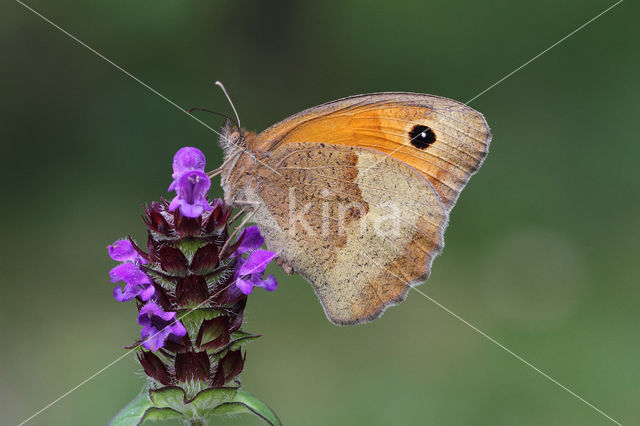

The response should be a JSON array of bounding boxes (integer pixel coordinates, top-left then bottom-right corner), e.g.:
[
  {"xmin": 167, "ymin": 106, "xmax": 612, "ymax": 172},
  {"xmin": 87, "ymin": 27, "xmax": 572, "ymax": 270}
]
[{"xmin": 220, "ymin": 93, "xmax": 491, "ymax": 325}]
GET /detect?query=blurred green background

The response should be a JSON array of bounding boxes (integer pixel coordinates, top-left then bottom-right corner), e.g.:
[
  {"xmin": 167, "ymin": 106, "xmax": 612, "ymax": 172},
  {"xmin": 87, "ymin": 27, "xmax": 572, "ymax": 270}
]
[{"xmin": 1, "ymin": 0, "xmax": 638, "ymax": 425}]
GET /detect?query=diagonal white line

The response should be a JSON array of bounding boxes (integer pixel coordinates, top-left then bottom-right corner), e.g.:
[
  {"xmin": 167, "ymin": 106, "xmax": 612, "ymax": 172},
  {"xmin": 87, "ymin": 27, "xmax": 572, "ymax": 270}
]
[
  {"xmin": 15, "ymin": 0, "xmax": 221, "ymax": 136},
  {"xmin": 14, "ymin": 0, "xmax": 284, "ymax": 178},
  {"xmin": 359, "ymin": 0, "xmax": 623, "ymax": 177},
  {"xmin": 361, "ymin": 250, "xmax": 622, "ymax": 425},
  {"xmin": 465, "ymin": 0, "xmax": 623, "ymax": 104},
  {"xmin": 409, "ymin": 285, "xmax": 623, "ymax": 425},
  {"xmin": 16, "ymin": 351, "xmax": 132, "ymax": 426}
]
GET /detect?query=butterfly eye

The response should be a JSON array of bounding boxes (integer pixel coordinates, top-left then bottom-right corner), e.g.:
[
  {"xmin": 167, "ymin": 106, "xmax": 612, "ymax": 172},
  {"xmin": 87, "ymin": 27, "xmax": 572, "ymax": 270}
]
[
  {"xmin": 409, "ymin": 125, "xmax": 436, "ymax": 149},
  {"xmin": 229, "ymin": 131, "xmax": 241, "ymax": 144}
]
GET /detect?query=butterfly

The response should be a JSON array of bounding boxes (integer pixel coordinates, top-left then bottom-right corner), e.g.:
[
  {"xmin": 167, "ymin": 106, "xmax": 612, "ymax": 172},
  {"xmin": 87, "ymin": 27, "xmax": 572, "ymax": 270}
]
[{"xmin": 218, "ymin": 92, "xmax": 491, "ymax": 325}]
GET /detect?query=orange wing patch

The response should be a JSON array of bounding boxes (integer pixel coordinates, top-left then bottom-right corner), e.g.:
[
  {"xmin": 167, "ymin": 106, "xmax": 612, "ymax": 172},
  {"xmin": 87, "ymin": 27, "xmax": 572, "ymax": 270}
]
[{"xmin": 251, "ymin": 93, "xmax": 491, "ymax": 210}]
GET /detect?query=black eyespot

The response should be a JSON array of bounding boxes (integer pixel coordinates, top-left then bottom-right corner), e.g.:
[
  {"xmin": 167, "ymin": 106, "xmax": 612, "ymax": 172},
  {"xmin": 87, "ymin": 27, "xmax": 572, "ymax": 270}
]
[{"xmin": 409, "ymin": 125, "xmax": 436, "ymax": 149}]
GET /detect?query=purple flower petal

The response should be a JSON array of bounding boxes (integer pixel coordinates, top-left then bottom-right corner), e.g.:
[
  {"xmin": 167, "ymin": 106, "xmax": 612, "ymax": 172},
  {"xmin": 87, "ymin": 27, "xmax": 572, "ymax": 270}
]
[
  {"xmin": 108, "ymin": 240, "xmax": 136, "ymax": 261},
  {"xmin": 236, "ymin": 277, "xmax": 254, "ymax": 295},
  {"xmin": 109, "ymin": 263, "xmax": 151, "ymax": 285},
  {"xmin": 108, "ymin": 239, "xmax": 147, "ymax": 264},
  {"xmin": 257, "ymin": 274, "xmax": 278, "ymax": 292},
  {"xmin": 172, "ymin": 147, "xmax": 206, "ymax": 179},
  {"xmin": 141, "ymin": 329, "xmax": 167, "ymax": 351},
  {"xmin": 168, "ymin": 171, "xmax": 212, "ymax": 218},
  {"xmin": 113, "ymin": 281, "xmax": 155, "ymax": 302},
  {"xmin": 139, "ymin": 284, "xmax": 156, "ymax": 301},
  {"xmin": 113, "ymin": 285, "xmax": 134, "ymax": 302},
  {"xmin": 169, "ymin": 147, "xmax": 207, "ymax": 194},
  {"xmin": 176, "ymin": 201, "xmax": 205, "ymax": 218},
  {"xmin": 168, "ymin": 196, "xmax": 181, "ymax": 212},
  {"xmin": 169, "ymin": 321, "xmax": 187, "ymax": 337},
  {"xmin": 233, "ymin": 226, "xmax": 264, "ymax": 255},
  {"xmin": 239, "ymin": 250, "xmax": 277, "ymax": 277},
  {"xmin": 138, "ymin": 302, "xmax": 187, "ymax": 351},
  {"xmin": 111, "ymin": 263, "xmax": 154, "ymax": 302},
  {"xmin": 138, "ymin": 302, "xmax": 176, "ymax": 322}
]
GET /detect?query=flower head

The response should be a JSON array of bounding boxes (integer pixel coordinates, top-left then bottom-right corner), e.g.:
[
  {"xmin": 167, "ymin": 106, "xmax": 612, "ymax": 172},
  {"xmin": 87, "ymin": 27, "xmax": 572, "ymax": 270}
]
[
  {"xmin": 169, "ymin": 170, "xmax": 212, "ymax": 218},
  {"xmin": 138, "ymin": 302, "xmax": 187, "ymax": 351},
  {"xmin": 107, "ymin": 145, "xmax": 280, "ymax": 425}
]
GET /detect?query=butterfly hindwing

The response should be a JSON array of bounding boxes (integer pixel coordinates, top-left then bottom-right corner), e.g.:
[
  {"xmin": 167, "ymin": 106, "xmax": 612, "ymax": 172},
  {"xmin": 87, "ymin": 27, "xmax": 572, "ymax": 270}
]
[{"xmin": 240, "ymin": 143, "xmax": 447, "ymax": 325}]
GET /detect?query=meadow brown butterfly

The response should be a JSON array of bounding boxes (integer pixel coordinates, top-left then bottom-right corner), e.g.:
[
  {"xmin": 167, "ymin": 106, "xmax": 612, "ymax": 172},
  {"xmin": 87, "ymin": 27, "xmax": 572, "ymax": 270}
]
[{"xmin": 218, "ymin": 92, "xmax": 491, "ymax": 325}]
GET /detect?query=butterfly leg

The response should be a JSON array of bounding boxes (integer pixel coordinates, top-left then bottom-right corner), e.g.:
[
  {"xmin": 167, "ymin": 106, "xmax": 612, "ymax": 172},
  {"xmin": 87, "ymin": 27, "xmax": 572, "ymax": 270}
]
[
  {"xmin": 207, "ymin": 150, "xmax": 242, "ymax": 178},
  {"xmin": 228, "ymin": 206, "xmax": 249, "ymax": 225},
  {"xmin": 227, "ymin": 199, "xmax": 261, "ymax": 226},
  {"xmin": 231, "ymin": 200, "xmax": 261, "ymax": 210},
  {"xmin": 220, "ymin": 203, "xmax": 262, "ymax": 256}
]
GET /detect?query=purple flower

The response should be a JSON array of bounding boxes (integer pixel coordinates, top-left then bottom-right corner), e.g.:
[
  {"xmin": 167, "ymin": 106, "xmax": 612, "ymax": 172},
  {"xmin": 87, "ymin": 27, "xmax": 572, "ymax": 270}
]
[
  {"xmin": 138, "ymin": 302, "xmax": 187, "ymax": 351},
  {"xmin": 168, "ymin": 147, "xmax": 206, "ymax": 191},
  {"xmin": 108, "ymin": 239, "xmax": 147, "ymax": 264},
  {"xmin": 168, "ymin": 170, "xmax": 212, "ymax": 218},
  {"xmin": 233, "ymin": 225, "xmax": 264, "ymax": 256},
  {"xmin": 235, "ymin": 250, "xmax": 278, "ymax": 295},
  {"xmin": 110, "ymin": 262, "xmax": 155, "ymax": 302}
]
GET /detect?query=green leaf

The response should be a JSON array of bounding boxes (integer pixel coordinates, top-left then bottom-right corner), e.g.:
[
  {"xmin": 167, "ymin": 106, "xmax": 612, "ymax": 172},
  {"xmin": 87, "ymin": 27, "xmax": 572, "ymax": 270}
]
[
  {"xmin": 207, "ymin": 389, "xmax": 282, "ymax": 426},
  {"xmin": 112, "ymin": 387, "xmax": 278, "ymax": 425},
  {"xmin": 149, "ymin": 386, "xmax": 186, "ymax": 412},
  {"xmin": 148, "ymin": 386, "xmax": 240, "ymax": 420},
  {"xmin": 109, "ymin": 391, "xmax": 181, "ymax": 426},
  {"xmin": 143, "ymin": 407, "xmax": 184, "ymax": 422},
  {"xmin": 188, "ymin": 387, "xmax": 237, "ymax": 417}
]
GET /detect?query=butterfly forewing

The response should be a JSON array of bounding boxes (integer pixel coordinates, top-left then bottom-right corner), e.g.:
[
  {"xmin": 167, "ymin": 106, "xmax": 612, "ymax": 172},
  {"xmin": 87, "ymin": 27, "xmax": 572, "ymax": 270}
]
[{"xmin": 251, "ymin": 92, "xmax": 491, "ymax": 210}]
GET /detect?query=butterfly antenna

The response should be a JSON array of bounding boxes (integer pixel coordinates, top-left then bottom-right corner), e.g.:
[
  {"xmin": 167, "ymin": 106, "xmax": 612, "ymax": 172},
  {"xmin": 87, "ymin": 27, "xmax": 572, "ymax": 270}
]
[
  {"xmin": 187, "ymin": 107, "xmax": 235, "ymax": 124},
  {"xmin": 215, "ymin": 81, "xmax": 241, "ymax": 130}
]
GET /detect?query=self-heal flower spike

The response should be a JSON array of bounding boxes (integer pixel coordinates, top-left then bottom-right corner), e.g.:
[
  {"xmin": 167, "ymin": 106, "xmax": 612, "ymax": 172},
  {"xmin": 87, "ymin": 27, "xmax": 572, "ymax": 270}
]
[
  {"xmin": 108, "ymin": 146, "xmax": 281, "ymax": 426},
  {"xmin": 168, "ymin": 170, "xmax": 212, "ymax": 218}
]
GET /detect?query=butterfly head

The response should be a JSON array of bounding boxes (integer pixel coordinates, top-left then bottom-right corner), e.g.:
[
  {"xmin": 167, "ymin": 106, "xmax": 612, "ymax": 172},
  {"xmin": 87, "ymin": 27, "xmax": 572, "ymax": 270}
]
[
  {"xmin": 218, "ymin": 118, "xmax": 243, "ymax": 151},
  {"xmin": 218, "ymin": 119, "xmax": 259, "ymax": 203}
]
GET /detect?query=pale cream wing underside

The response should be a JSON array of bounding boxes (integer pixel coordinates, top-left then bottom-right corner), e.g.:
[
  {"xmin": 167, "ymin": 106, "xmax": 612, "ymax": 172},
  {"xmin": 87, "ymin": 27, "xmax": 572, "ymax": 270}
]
[{"xmin": 242, "ymin": 143, "xmax": 447, "ymax": 325}]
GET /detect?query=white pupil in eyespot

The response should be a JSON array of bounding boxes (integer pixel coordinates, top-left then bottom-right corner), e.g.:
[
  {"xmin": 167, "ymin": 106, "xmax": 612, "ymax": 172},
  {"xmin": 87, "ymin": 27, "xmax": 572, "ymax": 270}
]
[{"xmin": 421, "ymin": 132, "xmax": 427, "ymax": 138}]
